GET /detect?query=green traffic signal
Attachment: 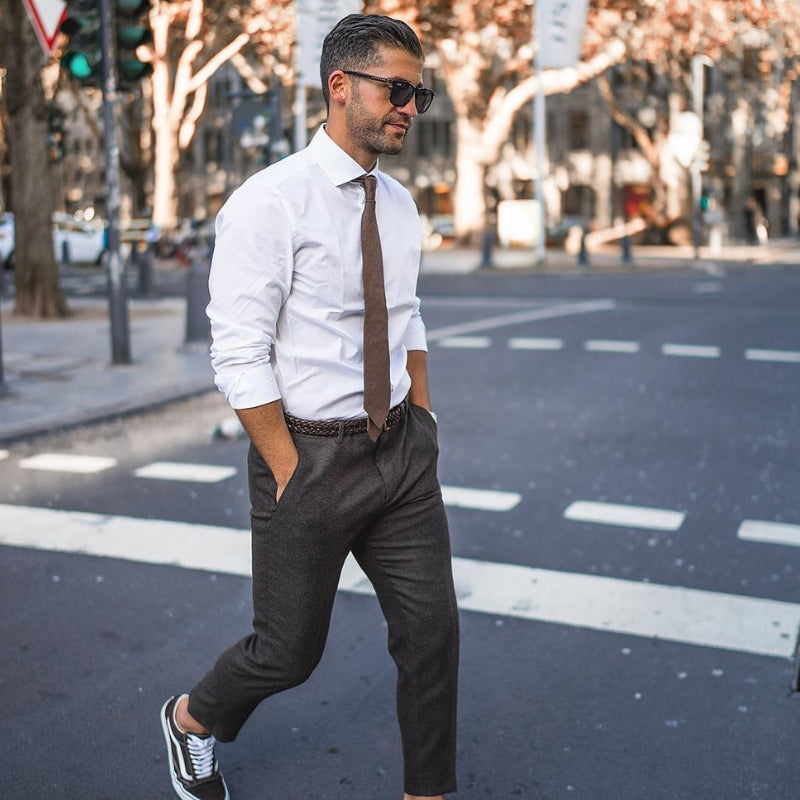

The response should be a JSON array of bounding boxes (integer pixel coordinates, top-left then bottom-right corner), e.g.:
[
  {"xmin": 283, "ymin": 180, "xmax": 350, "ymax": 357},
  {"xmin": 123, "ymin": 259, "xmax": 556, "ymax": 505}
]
[
  {"xmin": 115, "ymin": 0, "xmax": 152, "ymax": 88},
  {"xmin": 60, "ymin": 0, "xmax": 102, "ymax": 87},
  {"xmin": 63, "ymin": 52, "xmax": 95, "ymax": 80}
]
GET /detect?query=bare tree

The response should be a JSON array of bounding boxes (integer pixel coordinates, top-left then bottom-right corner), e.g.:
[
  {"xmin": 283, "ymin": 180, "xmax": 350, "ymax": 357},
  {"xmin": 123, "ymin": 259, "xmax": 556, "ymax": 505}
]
[
  {"xmin": 0, "ymin": 2, "xmax": 67, "ymax": 317},
  {"xmin": 368, "ymin": 0, "xmax": 629, "ymax": 240},
  {"xmin": 146, "ymin": 0, "xmax": 294, "ymax": 230},
  {"xmin": 592, "ymin": 0, "xmax": 800, "ymax": 232},
  {"xmin": 370, "ymin": 0, "xmax": 800, "ymax": 240}
]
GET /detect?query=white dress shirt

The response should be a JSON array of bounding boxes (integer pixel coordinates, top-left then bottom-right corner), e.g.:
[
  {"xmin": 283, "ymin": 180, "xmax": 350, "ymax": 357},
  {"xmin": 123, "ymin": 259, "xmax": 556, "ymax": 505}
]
[{"xmin": 207, "ymin": 126, "xmax": 428, "ymax": 421}]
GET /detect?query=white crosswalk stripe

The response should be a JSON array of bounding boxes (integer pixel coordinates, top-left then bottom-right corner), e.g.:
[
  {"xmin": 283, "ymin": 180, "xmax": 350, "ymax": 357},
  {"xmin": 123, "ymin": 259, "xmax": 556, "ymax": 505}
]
[
  {"xmin": 738, "ymin": 519, "xmax": 800, "ymax": 548},
  {"xmin": 661, "ymin": 344, "xmax": 721, "ymax": 359},
  {"xmin": 508, "ymin": 337, "xmax": 564, "ymax": 350},
  {"xmin": 744, "ymin": 348, "xmax": 800, "ymax": 363},
  {"xmin": 441, "ymin": 485, "xmax": 521, "ymax": 512},
  {"xmin": 18, "ymin": 453, "xmax": 118, "ymax": 474},
  {"xmin": 564, "ymin": 501, "xmax": 685, "ymax": 532},
  {"xmin": 437, "ymin": 336, "xmax": 492, "ymax": 349},
  {"xmin": 1, "ymin": 503, "xmax": 797, "ymax": 659},
  {"xmin": 134, "ymin": 462, "xmax": 238, "ymax": 483},
  {"xmin": 584, "ymin": 340, "xmax": 641, "ymax": 353}
]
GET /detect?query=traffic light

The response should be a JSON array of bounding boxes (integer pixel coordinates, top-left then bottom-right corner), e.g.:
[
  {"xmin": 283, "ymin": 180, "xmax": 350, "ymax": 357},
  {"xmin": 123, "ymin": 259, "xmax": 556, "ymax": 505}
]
[
  {"xmin": 116, "ymin": 0, "xmax": 152, "ymax": 87},
  {"xmin": 60, "ymin": 0, "xmax": 103, "ymax": 87},
  {"xmin": 47, "ymin": 104, "xmax": 66, "ymax": 163},
  {"xmin": 699, "ymin": 194, "xmax": 710, "ymax": 212}
]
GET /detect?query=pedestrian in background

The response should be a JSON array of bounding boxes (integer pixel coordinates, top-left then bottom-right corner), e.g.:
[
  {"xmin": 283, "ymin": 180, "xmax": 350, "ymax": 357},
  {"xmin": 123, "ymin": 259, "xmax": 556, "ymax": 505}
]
[{"xmin": 159, "ymin": 13, "xmax": 459, "ymax": 800}]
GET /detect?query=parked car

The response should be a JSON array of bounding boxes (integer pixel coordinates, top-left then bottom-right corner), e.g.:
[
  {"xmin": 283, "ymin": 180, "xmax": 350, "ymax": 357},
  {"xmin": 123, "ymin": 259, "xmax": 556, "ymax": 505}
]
[
  {"xmin": 0, "ymin": 213, "xmax": 14, "ymax": 269},
  {"xmin": 1, "ymin": 212, "xmax": 107, "ymax": 270}
]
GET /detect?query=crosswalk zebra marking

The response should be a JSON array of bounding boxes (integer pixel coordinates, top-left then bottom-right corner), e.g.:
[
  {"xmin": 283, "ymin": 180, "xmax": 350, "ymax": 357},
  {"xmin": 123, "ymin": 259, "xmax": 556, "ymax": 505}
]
[
  {"xmin": 437, "ymin": 336, "xmax": 492, "ymax": 349},
  {"xmin": 738, "ymin": 520, "xmax": 800, "ymax": 548},
  {"xmin": 564, "ymin": 501, "xmax": 685, "ymax": 532},
  {"xmin": 508, "ymin": 337, "xmax": 564, "ymax": 351},
  {"xmin": 134, "ymin": 462, "xmax": 238, "ymax": 483},
  {"xmin": 584, "ymin": 340, "xmax": 641, "ymax": 354},
  {"xmin": 744, "ymin": 349, "xmax": 800, "ymax": 364},
  {"xmin": 662, "ymin": 344, "xmax": 721, "ymax": 359},
  {"xmin": 1, "ymin": 503, "xmax": 797, "ymax": 659},
  {"xmin": 441, "ymin": 485, "xmax": 521, "ymax": 512},
  {"xmin": 18, "ymin": 453, "xmax": 117, "ymax": 474}
]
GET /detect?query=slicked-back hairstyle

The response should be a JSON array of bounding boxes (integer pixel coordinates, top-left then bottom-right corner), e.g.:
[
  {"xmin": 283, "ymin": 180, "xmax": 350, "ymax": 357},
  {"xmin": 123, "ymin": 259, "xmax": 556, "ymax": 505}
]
[{"xmin": 320, "ymin": 14, "xmax": 424, "ymax": 109}]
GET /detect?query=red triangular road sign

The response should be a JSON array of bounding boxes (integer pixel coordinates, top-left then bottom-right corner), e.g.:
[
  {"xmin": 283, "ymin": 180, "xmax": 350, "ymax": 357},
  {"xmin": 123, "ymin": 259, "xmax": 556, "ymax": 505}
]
[{"xmin": 22, "ymin": 0, "xmax": 67, "ymax": 57}]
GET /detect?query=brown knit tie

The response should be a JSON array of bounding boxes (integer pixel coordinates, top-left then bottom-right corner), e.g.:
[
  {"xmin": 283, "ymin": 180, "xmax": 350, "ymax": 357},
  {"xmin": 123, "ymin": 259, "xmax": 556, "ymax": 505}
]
[{"xmin": 357, "ymin": 175, "xmax": 390, "ymax": 441}]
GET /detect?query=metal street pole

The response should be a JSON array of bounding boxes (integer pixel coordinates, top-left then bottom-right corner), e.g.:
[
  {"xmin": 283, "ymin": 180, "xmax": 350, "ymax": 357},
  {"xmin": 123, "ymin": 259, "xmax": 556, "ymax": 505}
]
[
  {"xmin": 533, "ymin": 0, "xmax": 547, "ymax": 266},
  {"xmin": 690, "ymin": 55, "xmax": 711, "ymax": 260},
  {"xmin": 100, "ymin": 0, "xmax": 131, "ymax": 364},
  {"xmin": 0, "ymin": 300, "xmax": 8, "ymax": 396}
]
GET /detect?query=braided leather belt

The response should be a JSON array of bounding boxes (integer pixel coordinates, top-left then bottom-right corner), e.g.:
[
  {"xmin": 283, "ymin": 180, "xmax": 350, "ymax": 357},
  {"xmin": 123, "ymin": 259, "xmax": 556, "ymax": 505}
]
[{"xmin": 284, "ymin": 398, "xmax": 408, "ymax": 437}]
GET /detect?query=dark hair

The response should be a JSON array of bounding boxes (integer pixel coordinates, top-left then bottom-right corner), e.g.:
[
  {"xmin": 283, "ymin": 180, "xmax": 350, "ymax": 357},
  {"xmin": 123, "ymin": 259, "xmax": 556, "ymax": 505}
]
[{"xmin": 320, "ymin": 14, "xmax": 424, "ymax": 108}]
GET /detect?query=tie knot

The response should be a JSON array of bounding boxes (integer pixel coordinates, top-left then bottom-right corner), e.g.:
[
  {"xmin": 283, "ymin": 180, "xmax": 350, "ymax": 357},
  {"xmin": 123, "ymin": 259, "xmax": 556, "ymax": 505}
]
[{"xmin": 357, "ymin": 174, "xmax": 377, "ymax": 202}]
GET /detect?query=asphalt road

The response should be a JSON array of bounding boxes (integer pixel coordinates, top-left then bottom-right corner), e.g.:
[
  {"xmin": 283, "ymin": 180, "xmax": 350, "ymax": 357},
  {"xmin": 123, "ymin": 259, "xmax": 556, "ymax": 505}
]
[{"xmin": 2, "ymin": 263, "xmax": 800, "ymax": 799}]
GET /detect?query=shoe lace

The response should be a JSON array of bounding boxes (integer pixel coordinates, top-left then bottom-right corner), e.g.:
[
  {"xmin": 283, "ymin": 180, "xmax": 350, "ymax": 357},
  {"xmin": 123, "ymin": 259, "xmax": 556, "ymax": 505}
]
[{"xmin": 186, "ymin": 733, "xmax": 217, "ymax": 780}]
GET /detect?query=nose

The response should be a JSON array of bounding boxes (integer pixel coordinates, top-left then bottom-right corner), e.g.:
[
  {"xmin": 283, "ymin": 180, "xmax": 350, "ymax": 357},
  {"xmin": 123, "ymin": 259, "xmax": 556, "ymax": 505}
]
[{"xmin": 397, "ymin": 95, "xmax": 418, "ymax": 118}]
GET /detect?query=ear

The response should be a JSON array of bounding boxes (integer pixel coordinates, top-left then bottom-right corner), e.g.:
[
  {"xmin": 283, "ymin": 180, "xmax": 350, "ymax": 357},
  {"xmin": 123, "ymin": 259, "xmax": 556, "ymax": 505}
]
[{"xmin": 328, "ymin": 70, "xmax": 348, "ymax": 107}]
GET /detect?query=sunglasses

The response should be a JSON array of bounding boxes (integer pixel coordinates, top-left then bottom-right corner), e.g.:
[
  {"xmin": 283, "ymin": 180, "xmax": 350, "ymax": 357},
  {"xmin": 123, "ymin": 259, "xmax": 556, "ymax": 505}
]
[{"xmin": 343, "ymin": 70, "xmax": 435, "ymax": 114}]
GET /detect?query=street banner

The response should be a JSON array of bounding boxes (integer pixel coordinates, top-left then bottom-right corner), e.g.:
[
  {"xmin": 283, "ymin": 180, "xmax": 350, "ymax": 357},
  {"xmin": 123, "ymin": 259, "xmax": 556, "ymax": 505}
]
[
  {"xmin": 22, "ymin": 0, "xmax": 67, "ymax": 57},
  {"xmin": 538, "ymin": 0, "xmax": 589, "ymax": 69},
  {"xmin": 297, "ymin": 0, "xmax": 361, "ymax": 87}
]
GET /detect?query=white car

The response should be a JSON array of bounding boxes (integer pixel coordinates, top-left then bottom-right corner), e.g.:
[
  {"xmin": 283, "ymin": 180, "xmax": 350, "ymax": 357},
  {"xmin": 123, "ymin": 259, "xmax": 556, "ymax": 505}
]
[{"xmin": 1, "ymin": 212, "xmax": 107, "ymax": 270}]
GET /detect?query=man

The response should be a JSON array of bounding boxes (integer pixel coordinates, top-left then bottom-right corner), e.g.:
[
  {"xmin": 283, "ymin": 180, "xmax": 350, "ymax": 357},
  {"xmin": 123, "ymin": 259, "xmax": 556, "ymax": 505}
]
[{"xmin": 159, "ymin": 13, "xmax": 459, "ymax": 800}]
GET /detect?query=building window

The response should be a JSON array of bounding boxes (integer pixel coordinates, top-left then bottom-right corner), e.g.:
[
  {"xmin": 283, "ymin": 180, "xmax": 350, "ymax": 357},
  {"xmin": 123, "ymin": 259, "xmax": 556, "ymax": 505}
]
[
  {"xmin": 415, "ymin": 120, "xmax": 454, "ymax": 159},
  {"xmin": 569, "ymin": 111, "xmax": 590, "ymax": 150},
  {"xmin": 563, "ymin": 184, "xmax": 595, "ymax": 217}
]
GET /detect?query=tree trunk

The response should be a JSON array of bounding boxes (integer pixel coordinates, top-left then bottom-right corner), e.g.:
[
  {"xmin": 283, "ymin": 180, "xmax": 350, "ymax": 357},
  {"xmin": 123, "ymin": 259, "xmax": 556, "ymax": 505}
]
[
  {"xmin": 151, "ymin": 113, "xmax": 180, "ymax": 230},
  {"xmin": 0, "ymin": 1, "xmax": 68, "ymax": 317},
  {"xmin": 453, "ymin": 116, "xmax": 488, "ymax": 242}
]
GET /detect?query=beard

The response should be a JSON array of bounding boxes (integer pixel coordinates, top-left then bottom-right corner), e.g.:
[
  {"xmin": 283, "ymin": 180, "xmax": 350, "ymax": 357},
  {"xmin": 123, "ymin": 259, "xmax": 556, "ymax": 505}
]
[{"xmin": 345, "ymin": 90, "xmax": 410, "ymax": 157}]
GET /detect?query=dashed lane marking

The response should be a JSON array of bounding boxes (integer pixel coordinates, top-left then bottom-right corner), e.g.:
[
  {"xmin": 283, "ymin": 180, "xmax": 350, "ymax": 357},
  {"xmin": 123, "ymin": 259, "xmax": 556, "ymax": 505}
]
[
  {"xmin": 693, "ymin": 281, "xmax": 723, "ymax": 294},
  {"xmin": 744, "ymin": 349, "xmax": 800, "ymax": 364},
  {"xmin": 738, "ymin": 520, "xmax": 800, "ymax": 548},
  {"xmin": 564, "ymin": 501, "xmax": 685, "ymax": 532},
  {"xmin": 437, "ymin": 336, "xmax": 492, "ymax": 349},
  {"xmin": 426, "ymin": 299, "xmax": 616, "ymax": 342},
  {"xmin": 18, "ymin": 453, "xmax": 118, "ymax": 474},
  {"xmin": 441, "ymin": 485, "xmax": 521, "ymax": 512},
  {"xmin": 508, "ymin": 337, "xmax": 564, "ymax": 351},
  {"xmin": 661, "ymin": 344, "xmax": 721, "ymax": 359},
  {"xmin": 134, "ymin": 462, "xmax": 238, "ymax": 483},
  {"xmin": 583, "ymin": 340, "xmax": 641, "ymax": 354},
  {"xmin": 0, "ymin": 450, "xmax": 8, "ymax": 461},
  {"xmin": 1, "ymin": 503, "xmax": 797, "ymax": 659}
]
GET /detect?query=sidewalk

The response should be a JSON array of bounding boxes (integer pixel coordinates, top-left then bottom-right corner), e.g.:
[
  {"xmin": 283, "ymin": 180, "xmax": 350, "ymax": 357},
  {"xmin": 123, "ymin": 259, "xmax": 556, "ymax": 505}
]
[
  {"xmin": 0, "ymin": 295, "xmax": 215, "ymax": 443},
  {"xmin": 420, "ymin": 236, "xmax": 800, "ymax": 274},
  {"xmin": 0, "ymin": 238, "xmax": 797, "ymax": 443}
]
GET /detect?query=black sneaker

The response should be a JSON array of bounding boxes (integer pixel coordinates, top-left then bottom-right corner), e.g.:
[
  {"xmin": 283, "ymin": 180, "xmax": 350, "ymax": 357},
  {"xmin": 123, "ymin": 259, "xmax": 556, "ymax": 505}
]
[{"xmin": 160, "ymin": 695, "xmax": 229, "ymax": 800}]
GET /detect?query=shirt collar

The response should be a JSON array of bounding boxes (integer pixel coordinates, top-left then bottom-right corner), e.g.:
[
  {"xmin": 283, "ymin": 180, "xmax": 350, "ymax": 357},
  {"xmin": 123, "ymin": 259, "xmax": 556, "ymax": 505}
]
[{"xmin": 308, "ymin": 126, "xmax": 379, "ymax": 187}]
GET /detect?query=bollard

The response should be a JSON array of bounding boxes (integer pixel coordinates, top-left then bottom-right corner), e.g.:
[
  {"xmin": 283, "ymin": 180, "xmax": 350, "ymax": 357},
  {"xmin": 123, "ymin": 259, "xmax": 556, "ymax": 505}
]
[
  {"xmin": 621, "ymin": 234, "xmax": 632, "ymax": 265},
  {"xmin": 479, "ymin": 230, "xmax": 494, "ymax": 269},
  {"xmin": 185, "ymin": 251, "xmax": 211, "ymax": 344},
  {"xmin": 577, "ymin": 229, "xmax": 590, "ymax": 269},
  {"xmin": 136, "ymin": 243, "xmax": 154, "ymax": 297},
  {"xmin": 0, "ymin": 297, "xmax": 8, "ymax": 397}
]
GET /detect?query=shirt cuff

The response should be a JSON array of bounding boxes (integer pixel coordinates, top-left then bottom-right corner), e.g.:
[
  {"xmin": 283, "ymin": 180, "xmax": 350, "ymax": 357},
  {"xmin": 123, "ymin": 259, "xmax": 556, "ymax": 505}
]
[
  {"xmin": 215, "ymin": 365, "xmax": 282, "ymax": 410},
  {"xmin": 404, "ymin": 317, "xmax": 428, "ymax": 353}
]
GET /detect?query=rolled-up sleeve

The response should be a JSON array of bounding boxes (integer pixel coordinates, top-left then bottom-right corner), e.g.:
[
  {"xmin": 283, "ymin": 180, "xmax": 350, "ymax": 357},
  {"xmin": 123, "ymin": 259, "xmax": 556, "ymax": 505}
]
[
  {"xmin": 206, "ymin": 186, "xmax": 294, "ymax": 409},
  {"xmin": 404, "ymin": 295, "xmax": 428, "ymax": 353}
]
